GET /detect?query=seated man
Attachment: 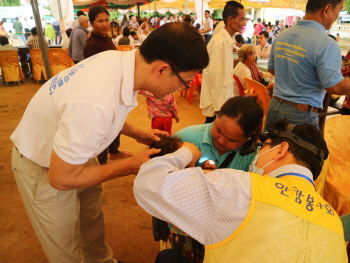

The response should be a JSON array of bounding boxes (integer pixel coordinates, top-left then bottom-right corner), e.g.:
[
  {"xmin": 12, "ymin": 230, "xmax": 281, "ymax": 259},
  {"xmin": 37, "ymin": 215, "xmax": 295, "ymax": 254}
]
[
  {"xmin": 255, "ymin": 31, "xmax": 271, "ymax": 59},
  {"xmin": 233, "ymin": 33, "xmax": 245, "ymax": 52},
  {"xmin": 134, "ymin": 120, "xmax": 347, "ymax": 262},
  {"xmin": 27, "ymin": 27, "xmax": 49, "ymax": 50},
  {"xmin": 130, "ymin": 31, "xmax": 147, "ymax": 44},
  {"xmin": 118, "ymin": 36, "xmax": 130, "ymax": 46},
  {"xmin": 114, "ymin": 27, "xmax": 134, "ymax": 49},
  {"xmin": 0, "ymin": 36, "xmax": 18, "ymax": 51}
]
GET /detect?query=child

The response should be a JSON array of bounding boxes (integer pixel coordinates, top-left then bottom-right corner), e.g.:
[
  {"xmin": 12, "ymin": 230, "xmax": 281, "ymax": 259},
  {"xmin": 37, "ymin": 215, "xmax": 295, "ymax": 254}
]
[
  {"xmin": 139, "ymin": 91, "xmax": 179, "ymax": 136},
  {"xmin": 336, "ymin": 33, "xmax": 340, "ymax": 44},
  {"xmin": 8, "ymin": 30, "xmax": 14, "ymax": 45}
]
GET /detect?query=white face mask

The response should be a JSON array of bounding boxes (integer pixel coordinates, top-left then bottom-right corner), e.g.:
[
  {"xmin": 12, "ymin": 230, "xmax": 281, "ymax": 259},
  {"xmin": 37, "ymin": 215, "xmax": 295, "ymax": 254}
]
[{"xmin": 248, "ymin": 144, "xmax": 284, "ymax": 176}]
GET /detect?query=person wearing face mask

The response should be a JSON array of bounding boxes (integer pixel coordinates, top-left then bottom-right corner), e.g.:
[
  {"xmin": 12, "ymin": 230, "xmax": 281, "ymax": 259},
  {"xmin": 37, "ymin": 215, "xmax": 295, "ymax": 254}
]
[{"xmin": 134, "ymin": 119, "xmax": 347, "ymax": 262}]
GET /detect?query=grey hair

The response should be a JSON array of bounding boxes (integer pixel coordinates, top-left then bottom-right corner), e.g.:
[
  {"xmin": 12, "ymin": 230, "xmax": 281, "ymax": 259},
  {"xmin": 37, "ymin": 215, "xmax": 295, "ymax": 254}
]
[{"xmin": 238, "ymin": 44, "xmax": 255, "ymax": 62}]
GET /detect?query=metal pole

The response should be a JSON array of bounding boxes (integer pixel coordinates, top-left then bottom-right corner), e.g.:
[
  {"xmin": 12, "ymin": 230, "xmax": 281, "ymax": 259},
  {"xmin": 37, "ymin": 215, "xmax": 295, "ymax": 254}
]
[
  {"xmin": 185, "ymin": 0, "xmax": 188, "ymax": 15},
  {"xmin": 29, "ymin": 0, "xmax": 52, "ymax": 79},
  {"xmin": 137, "ymin": 2, "xmax": 140, "ymax": 18},
  {"xmin": 293, "ymin": 0, "xmax": 297, "ymax": 25}
]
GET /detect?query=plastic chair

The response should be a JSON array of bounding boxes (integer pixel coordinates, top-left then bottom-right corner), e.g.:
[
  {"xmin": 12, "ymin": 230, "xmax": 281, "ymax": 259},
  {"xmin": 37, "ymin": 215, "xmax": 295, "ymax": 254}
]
[
  {"xmin": 30, "ymin": 48, "xmax": 47, "ymax": 83},
  {"xmin": 233, "ymin": 74, "xmax": 245, "ymax": 96},
  {"xmin": 181, "ymin": 73, "xmax": 202, "ymax": 105},
  {"xmin": 322, "ymin": 116, "xmax": 350, "ymax": 216},
  {"xmin": 244, "ymin": 77, "xmax": 271, "ymax": 131},
  {"xmin": 117, "ymin": 45, "xmax": 133, "ymax": 51},
  {"xmin": 0, "ymin": 50, "xmax": 24, "ymax": 85},
  {"xmin": 47, "ymin": 48, "xmax": 69, "ymax": 76},
  {"xmin": 65, "ymin": 48, "xmax": 75, "ymax": 67}
]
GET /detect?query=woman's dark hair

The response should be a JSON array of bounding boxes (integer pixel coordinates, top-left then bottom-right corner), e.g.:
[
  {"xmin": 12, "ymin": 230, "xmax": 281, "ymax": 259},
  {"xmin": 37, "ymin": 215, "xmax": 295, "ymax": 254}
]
[
  {"xmin": 77, "ymin": 10, "xmax": 85, "ymax": 17},
  {"xmin": 140, "ymin": 22, "xmax": 209, "ymax": 73},
  {"xmin": 0, "ymin": 36, "xmax": 9, "ymax": 45},
  {"xmin": 218, "ymin": 96, "xmax": 263, "ymax": 138},
  {"xmin": 66, "ymin": 28, "xmax": 72, "ymax": 38},
  {"xmin": 88, "ymin": 6, "xmax": 109, "ymax": 24},
  {"xmin": 123, "ymin": 27, "xmax": 130, "ymax": 36},
  {"xmin": 222, "ymin": 1, "xmax": 244, "ymax": 25},
  {"xmin": 149, "ymin": 137, "xmax": 182, "ymax": 158},
  {"xmin": 275, "ymin": 20, "xmax": 279, "ymax": 26},
  {"xmin": 270, "ymin": 120, "xmax": 329, "ymax": 180},
  {"xmin": 306, "ymin": 0, "xmax": 342, "ymax": 14},
  {"xmin": 235, "ymin": 34, "xmax": 245, "ymax": 44}
]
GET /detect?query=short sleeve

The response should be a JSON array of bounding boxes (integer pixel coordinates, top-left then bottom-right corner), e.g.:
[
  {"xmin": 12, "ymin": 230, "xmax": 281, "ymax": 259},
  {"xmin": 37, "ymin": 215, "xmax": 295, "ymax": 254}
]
[
  {"xmin": 173, "ymin": 126, "xmax": 200, "ymax": 144},
  {"xmin": 316, "ymin": 42, "xmax": 344, "ymax": 89},
  {"xmin": 53, "ymin": 101, "xmax": 112, "ymax": 165}
]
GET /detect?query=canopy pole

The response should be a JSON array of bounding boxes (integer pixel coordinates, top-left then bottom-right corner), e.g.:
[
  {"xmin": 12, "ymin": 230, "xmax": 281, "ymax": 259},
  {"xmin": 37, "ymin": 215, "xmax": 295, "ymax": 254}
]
[
  {"xmin": 149, "ymin": 2, "xmax": 150, "ymax": 19},
  {"xmin": 137, "ymin": 2, "xmax": 140, "ymax": 18},
  {"xmin": 29, "ymin": 0, "xmax": 52, "ymax": 79},
  {"xmin": 293, "ymin": 0, "xmax": 297, "ymax": 25},
  {"xmin": 185, "ymin": 0, "xmax": 188, "ymax": 15}
]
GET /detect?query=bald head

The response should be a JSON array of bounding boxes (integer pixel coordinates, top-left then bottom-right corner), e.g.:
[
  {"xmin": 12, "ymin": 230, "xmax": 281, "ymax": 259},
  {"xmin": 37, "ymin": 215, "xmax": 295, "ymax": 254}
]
[{"xmin": 78, "ymin": 15, "xmax": 89, "ymax": 28}]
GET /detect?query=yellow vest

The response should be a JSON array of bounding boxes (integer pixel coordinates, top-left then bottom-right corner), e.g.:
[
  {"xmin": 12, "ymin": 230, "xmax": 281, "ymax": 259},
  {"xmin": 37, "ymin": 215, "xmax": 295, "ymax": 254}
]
[{"xmin": 204, "ymin": 173, "xmax": 347, "ymax": 263}]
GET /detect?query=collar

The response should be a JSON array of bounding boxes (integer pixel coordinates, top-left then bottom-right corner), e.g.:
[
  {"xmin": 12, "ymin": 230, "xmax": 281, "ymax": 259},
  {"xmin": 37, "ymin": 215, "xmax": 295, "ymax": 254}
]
[
  {"xmin": 121, "ymin": 49, "xmax": 138, "ymax": 106},
  {"xmin": 221, "ymin": 28, "xmax": 235, "ymax": 46},
  {"xmin": 91, "ymin": 31, "xmax": 108, "ymax": 40},
  {"xmin": 263, "ymin": 42, "xmax": 270, "ymax": 49},
  {"xmin": 268, "ymin": 164, "xmax": 314, "ymax": 185},
  {"xmin": 202, "ymin": 123, "xmax": 214, "ymax": 146},
  {"xmin": 296, "ymin": 20, "xmax": 326, "ymax": 33},
  {"xmin": 77, "ymin": 25, "xmax": 90, "ymax": 34}
]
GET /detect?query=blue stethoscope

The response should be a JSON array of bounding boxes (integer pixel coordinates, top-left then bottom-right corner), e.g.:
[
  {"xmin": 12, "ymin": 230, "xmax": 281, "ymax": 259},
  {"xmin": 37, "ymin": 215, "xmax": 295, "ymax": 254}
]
[{"xmin": 276, "ymin": 172, "xmax": 315, "ymax": 190}]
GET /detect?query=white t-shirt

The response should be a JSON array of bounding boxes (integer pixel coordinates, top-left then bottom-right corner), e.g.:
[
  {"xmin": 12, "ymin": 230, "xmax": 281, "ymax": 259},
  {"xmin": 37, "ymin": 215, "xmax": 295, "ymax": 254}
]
[
  {"xmin": 203, "ymin": 17, "xmax": 213, "ymax": 35},
  {"xmin": 113, "ymin": 35, "xmax": 135, "ymax": 49},
  {"xmin": 159, "ymin": 20, "xmax": 165, "ymax": 27},
  {"xmin": 61, "ymin": 38, "xmax": 70, "ymax": 50},
  {"xmin": 72, "ymin": 19, "xmax": 79, "ymax": 29},
  {"xmin": 255, "ymin": 43, "xmax": 271, "ymax": 60},
  {"xmin": 193, "ymin": 19, "xmax": 201, "ymax": 29},
  {"xmin": 11, "ymin": 50, "xmax": 138, "ymax": 167},
  {"xmin": 232, "ymin": 61, "xmax": 251, "ymax": 96},
  {"xmin": 135, "ymin": 34, "xmax": 147, "ymax": 44}
]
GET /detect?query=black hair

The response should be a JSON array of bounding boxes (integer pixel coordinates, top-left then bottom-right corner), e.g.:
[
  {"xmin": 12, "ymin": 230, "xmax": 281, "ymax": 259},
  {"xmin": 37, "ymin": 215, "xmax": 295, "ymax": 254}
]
[
  {"xmin": 306, "ymin": 0, "xmax": 342, "ymax": 13},
  {"xmin": 259, "ymin": 31, "xmax": 269, "ymax": 39},
  {"xmin": 66, "ymin": 28, "xmax": 72, "ymax": 38},
  {"xmin": 218, "ymin": 96, "xmax": 263, "ymax": 138},
  {"xmin": 328, "ymin": 34, "xmax": 336, "ymax": 41},
  {"xmin": 235, "ymin": 34, "xmax": 245, "ymax": 44},
  {"xmin": 149, "ymin": 137, "xmax": 182, "ymax": 158},
  {"xmin": 222, "ymin": 1, "xmax": 245, "ymax": 24},
  {"xmin": 196, "ymin": 24, "xmax": 201, "ymax": 29},
  {"xmin": 88, "ymin": 6, "xmax": 109, "ymax": 24},
  {"xmin": 130, "ymin": 31, "xmax": 137, "ymax": 37},
  {"xmin": 270, "ymin": 120, "xmax": 329, "ymax": 180},
  {"xmin": 184, "ymin": 16, "xmax": 192, "ymax": 24},
  {"xmin": 30, "ymin": 16, "xmax": 33, "ymax": 19},
  {"xmin": 205, "ymin": 10, "xmax": 210, "ymax": 14},
  {"xmin": 77, "ymin": 10, "xmax": 85, "ymax": 17},
  {"xmin": 275, "ymin": 20, "xmax": 279, "ymax": 26},
  {"xmin": 31, "ymin": 27, "xmax": 37, "ymax": 35},
  {"xmin": 0, "ymin": 36, "xmax": 9, "ymax": 45},
  {"xmin": 118, "ymin": 36, "xmax": 130, "ymax": 46},
  {"xmin": 122, "ymin": 27, "xmax": 130, "ymax": 36},
  {"xmin": 140, "ymin": 22, "xmax": 209, "ymax": 73},
  {"xmin": 257, "ymin": 18, "xmax": 261, "ymax": 22}
]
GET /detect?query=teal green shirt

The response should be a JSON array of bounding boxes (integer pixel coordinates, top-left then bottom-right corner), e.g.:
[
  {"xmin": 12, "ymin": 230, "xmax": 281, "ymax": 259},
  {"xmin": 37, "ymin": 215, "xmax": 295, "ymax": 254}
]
[
  {"xmin": 13, "ymin": 21, "xmax": 23, "ymax": 35},
  {"xmin": 340, "ymin": 213, "xmax": 350, "ymax": 242},
  {"xmin": 174, "ymin": 123, "xmax": 255, "ymax": 171}
]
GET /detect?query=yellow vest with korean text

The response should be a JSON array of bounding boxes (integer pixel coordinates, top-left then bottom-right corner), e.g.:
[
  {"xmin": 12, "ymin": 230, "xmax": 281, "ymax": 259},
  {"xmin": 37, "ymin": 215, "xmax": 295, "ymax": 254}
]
[{"xmin": 204, "ymin": 173, "xmax": 347, "ymax": 263}]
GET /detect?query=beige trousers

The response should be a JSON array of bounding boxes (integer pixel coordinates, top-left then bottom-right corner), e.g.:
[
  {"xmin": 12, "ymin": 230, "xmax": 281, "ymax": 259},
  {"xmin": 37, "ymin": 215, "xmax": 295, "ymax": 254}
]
[{"xmin": 12, "ymin": 147, "xmax": 114, "ymax": 263}]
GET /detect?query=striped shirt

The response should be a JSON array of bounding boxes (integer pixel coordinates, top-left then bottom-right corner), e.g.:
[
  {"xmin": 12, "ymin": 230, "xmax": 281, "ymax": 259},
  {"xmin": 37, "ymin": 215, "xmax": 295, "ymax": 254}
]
[{"xmin": 27, "ymin": 35, "xmax": 49, "ymax": 50}]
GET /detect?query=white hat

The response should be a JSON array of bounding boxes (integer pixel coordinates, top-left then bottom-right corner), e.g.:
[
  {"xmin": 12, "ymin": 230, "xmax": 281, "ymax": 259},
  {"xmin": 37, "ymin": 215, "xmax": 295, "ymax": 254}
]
[{"xmin": 245, "ymin": 14, "xmax": 251, "ymax": 20}]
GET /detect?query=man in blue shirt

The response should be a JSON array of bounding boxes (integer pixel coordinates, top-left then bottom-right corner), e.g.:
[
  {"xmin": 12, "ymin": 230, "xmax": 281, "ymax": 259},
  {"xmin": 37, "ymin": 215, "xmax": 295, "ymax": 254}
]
[
  {"xmin": 174, "ymin": 96, "xmax": 263, "ymax": 171},
  {"xmin": 265, "ymin": 0, "xmax": 350, "ymax": 131}
]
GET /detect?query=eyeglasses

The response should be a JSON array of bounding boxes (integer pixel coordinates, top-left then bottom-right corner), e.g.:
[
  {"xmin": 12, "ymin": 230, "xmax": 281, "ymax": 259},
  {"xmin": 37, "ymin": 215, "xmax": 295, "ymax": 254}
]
[{"xmin": 160, "ymin": 60, "xmax": 192, "ymax": 90}]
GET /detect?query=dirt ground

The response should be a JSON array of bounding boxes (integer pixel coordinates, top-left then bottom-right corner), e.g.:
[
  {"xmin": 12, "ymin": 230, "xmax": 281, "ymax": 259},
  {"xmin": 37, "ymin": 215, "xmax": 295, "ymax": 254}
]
[{"xmin": 0, "ymin": 79, "xmax": 205, "ymax": 263}]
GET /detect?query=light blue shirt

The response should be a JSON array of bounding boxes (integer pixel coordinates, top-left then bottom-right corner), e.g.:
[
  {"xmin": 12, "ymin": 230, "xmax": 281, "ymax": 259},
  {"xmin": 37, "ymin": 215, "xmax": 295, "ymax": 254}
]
[
  {"xmin": 268, "ymin": 20, "xmax": 344, "ymax": 108},
  {"xmin": 174, "ymin": 123, "xmax": 255, "ymax": 171}
]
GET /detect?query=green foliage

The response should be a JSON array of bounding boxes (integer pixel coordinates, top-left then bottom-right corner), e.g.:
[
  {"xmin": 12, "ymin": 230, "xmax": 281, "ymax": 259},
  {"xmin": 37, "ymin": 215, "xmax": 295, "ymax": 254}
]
[
  {"xmin": 346, "ymin": 0, "xmax": 350, "ymax": 15},
  {"xmin": 0, "ymin": 0, "xmax": 21, "ymax": 6}
]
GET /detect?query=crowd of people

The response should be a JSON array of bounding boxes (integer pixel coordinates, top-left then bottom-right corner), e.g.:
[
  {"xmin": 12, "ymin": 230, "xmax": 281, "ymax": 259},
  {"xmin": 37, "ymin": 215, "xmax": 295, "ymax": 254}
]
[{"xmin": 4, "ymin": 0, "xmax": 350, "ymax": 262}]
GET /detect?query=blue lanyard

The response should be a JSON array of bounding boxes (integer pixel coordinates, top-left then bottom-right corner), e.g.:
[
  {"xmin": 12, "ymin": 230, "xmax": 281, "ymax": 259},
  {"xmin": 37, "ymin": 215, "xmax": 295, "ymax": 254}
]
[{"xmin": 276, "ymin": 172, "xmax": 315, "ymax": 189}]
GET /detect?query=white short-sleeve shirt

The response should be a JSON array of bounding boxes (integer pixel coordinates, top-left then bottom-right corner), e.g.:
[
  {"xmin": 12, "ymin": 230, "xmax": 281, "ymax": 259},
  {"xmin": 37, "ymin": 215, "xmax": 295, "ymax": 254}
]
[
  {"xmin": 203, "ymin": 17, "xmax": 213, "ymax": 35},
  {"xmin": 11, "ymin": 50, "xmax": 138, "ymax": 167}
]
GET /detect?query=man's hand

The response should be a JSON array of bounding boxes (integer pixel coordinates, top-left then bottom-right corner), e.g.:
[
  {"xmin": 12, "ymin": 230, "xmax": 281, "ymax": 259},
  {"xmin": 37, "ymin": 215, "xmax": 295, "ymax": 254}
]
[
  {"xmin": 181, "ymin": 142, "xmax": 201, "ymax": 167},
  {"xmin": 135, "ymin": 129, "xmax": 169, "ymax": 145},
  {"xmin": 175, "ymin": 117, "xmax": 180, "ymax": 123},
  {"xmin": 130, "ymin": 148, "xmax": 161, "ymax": 174}
]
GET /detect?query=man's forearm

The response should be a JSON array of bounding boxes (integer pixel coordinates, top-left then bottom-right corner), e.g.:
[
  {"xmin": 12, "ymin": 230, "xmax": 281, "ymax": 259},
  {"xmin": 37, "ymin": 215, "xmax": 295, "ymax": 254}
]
[
  {"xmin": 202, "ymin": 28, "xmax": 212, "ymax": 34},
  {"xmin": 260, "ymin": 52, "xmax": 270, "ymax": 59},
  {"xmin": 121, "ymin": 122, "xmax": 139, "ymax": 139}
]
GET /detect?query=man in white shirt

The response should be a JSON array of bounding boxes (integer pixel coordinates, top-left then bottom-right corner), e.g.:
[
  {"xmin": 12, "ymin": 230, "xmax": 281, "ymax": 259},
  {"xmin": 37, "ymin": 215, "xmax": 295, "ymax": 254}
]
[
  {"xmin": 202, "ymin": 10, "xmax": 214, "ymax": 44},
  {"xmin": 159, "ymin": 16, "xmax": 166, "ymax": 27},
  {"xmin": 193, "ymin": 13, "xmax": 201, "ymax": 29},
  {"xmin": 134, "ymin": 121, "xmax": 346, "ymax": 262},
  {"xmin": 255, "ymin": 31, "xmax": 271, "ymax": 59},
  {"xmin": 29, "ymin": 16, "xmax": 35, "ymax": 29},
  {"xmin": 23, "ymin": 17, "xmax": 31, "ymax": 40},
  {"xmin": 130, "ymin": 31, "xmax": 147, "ymax": 44},
  {"xmin": 243, "ymin": 14, "xmax": 254, "ymax": 44},
  {"xmin": 11, "ymin": 22, "xmax": 209, "ymax": 263},
  {"xmin": 114, "ymin": 27, "xmax": 135, "ymax": 49},
  {"xmin": 200, "ymin": 1, "xmax": 246, "ymax": 123},
  {"xmin": 72, "ymin": 11, "xmax": 86, "ymax": 29},
  {"xmin": 167, "ymin": 15, "xmax": 174, "ymax": 22}
]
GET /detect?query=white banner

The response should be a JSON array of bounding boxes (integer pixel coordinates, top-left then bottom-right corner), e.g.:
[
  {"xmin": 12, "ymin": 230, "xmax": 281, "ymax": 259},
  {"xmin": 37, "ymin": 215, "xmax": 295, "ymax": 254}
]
[
  {"xmin": 169, "ymin": 8, "xmax": 181, "ymax": 14},
  {"xmin": 157, "ymin": 8, "xmax": 168, "ymax": 14}
]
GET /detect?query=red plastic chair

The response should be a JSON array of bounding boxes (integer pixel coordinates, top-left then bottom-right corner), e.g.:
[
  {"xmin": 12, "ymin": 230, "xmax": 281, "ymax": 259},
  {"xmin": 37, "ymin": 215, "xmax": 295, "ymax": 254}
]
[{"xmin": 181, "ymin": 73, "xmax": 202, "ymax": 105}]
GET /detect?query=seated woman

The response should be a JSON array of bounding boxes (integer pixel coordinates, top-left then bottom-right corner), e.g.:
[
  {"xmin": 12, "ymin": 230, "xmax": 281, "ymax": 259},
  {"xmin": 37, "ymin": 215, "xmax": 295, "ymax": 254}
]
[
  {"xmin": 151, "ymin": 96, "xmax": 263, "ymax": 263},
  {"xmin": 233, "ymin": 44, "xmax": 274, "ymax": 96},
  {"xmin": 113, "ymin": 27, "xmax": 134, "ymax": 49}
]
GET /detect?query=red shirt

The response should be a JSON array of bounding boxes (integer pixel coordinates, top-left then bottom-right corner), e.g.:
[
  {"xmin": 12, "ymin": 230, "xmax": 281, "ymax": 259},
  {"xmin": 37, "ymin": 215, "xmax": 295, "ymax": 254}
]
[{"xmin": 254, "ymin": 23, "xmax": 264, "ymax": 36}]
